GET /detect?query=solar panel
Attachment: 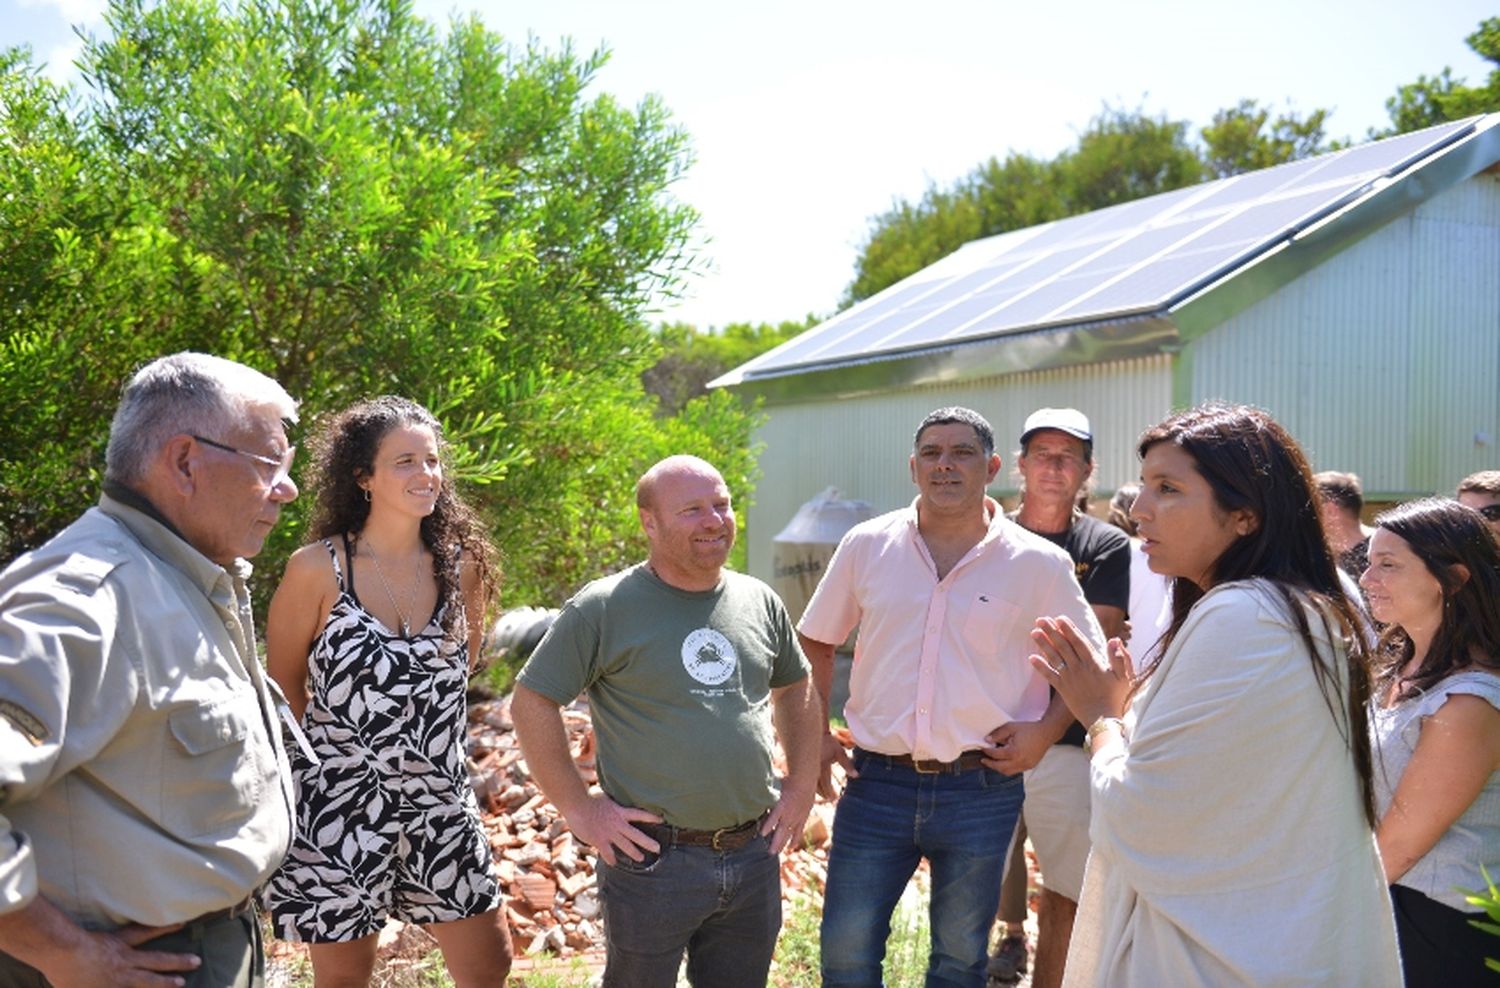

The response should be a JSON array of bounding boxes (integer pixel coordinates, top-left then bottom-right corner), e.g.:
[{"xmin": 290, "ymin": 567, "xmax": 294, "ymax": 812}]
[{"xmin": 738, "ymin": 116, "xmax": 1484, "ymax": 380}]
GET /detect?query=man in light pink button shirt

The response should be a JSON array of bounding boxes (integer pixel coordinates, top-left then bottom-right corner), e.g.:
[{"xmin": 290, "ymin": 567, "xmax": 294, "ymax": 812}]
[{"xmin": 799, "ymin": 406, "xmax": 1102, "ymax": 988}]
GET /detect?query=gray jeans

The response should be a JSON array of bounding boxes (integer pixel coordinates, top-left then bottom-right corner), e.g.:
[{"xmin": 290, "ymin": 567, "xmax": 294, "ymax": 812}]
[{"xmin": 597, "ymin": 831, "xmax": 781, "ymax": 988}]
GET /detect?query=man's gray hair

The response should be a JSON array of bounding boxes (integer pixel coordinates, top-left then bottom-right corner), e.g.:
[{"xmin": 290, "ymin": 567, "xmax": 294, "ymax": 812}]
[
  {"xmin": 913, "ymin": 406, "xmax": 995, "ymax": 457},
  {"xmin": 105, "ymin": 353, "xmax": 298, "ymax": 484}
]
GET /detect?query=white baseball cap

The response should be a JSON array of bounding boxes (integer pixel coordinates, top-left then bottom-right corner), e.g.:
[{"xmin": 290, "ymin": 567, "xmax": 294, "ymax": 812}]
[{"xmin": 1020, "ymin": 407, "xmax": 1092, "ymax": 445}]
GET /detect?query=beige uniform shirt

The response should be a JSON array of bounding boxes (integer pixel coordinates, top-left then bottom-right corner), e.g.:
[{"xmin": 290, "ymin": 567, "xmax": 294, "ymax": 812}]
[{"xmin": 0, "ymin": 492, "xmax": 294, "ymax": 928}]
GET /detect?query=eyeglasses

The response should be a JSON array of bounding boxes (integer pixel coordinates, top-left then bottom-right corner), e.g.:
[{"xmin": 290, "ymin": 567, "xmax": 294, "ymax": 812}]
[
  {"xmin": 1476, "ymin": 504, "xmax": 1500, "ymax": 522},
  {"xmin": 192, "ymin": 435, "xmax": 296, "ymax": 487}
]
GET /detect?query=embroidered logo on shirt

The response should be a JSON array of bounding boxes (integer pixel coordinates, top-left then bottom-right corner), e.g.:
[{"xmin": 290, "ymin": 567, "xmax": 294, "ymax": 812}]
[
  {"xmin": 0, "ymin": 701, "xmax": 48, "ymax": 746},
  {"xmin": 681, "ymin": 628, "xmax": 738, "ymax": 686}
]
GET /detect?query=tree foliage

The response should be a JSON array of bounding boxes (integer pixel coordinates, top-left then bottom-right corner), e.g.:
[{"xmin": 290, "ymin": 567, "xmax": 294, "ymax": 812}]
[
  {"xmin": 1200, "ymin": 100, "xmax": 1334, "ymax": 179},
  {"xmin": 643, "ymin": 318, "xmax": 814, "ymax": 416},
  {"xmin": 1380, "ymin": 17, "xmax": 1500, "ymax": 135},
  {"xmin": 0, "ymin": 0, "xmax": 758, "ymax": 608},
  {"xmin": 843, "ymin": 101, "xmax": 1334, "ymax": 307}
]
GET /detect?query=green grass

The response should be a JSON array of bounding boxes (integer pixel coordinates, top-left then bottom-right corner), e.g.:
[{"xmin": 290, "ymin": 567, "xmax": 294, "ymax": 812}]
[{"xmin": 268, "ymin": 883, "xmax": 932, "ymax": 987}]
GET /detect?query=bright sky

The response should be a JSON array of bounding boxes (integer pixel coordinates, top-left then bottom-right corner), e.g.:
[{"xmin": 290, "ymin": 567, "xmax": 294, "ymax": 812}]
[{"xmin": 4, "ymin": 0, "xmax": 1496, "ymax": 328}]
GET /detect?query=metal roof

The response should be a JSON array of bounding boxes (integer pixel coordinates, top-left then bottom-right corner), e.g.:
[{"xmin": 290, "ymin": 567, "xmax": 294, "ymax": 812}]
[{"xmin": 714, "ymin": 114, "xmax": 1500, "ymax": 401}]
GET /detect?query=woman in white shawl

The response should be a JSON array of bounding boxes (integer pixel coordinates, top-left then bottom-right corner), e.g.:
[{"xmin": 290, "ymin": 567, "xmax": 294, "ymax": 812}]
[{"xmin": 1029, "ymin": 402, "xmax": 1401, "ymax": 987}]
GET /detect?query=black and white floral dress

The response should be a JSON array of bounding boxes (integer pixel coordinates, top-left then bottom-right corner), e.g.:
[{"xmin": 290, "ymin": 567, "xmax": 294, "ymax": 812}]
[{"xmin": 265, "ymin": 536, "xmax": 501, "ymax": 942}]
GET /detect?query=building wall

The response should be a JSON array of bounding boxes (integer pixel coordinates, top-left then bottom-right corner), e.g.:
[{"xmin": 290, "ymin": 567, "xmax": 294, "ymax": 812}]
[
  {"xmin": 1190, "ymin": 173, "xmax": 1500, "ymax": 497},
  {"xmin": 744, "ymin": 354, "xmax": 1172, "ymax": 582}
]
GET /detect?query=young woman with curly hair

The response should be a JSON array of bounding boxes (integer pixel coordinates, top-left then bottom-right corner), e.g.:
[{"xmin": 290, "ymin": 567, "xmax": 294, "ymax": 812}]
[{"xmin": 264, "ymin": 396, "xmax": 512, "ymax": 987}]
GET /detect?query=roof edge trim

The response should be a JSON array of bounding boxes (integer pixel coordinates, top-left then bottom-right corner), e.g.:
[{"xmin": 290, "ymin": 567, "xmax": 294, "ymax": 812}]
[{"xmin": 722, "ymin": 315, "xmax": 1180, "ymax": 405}]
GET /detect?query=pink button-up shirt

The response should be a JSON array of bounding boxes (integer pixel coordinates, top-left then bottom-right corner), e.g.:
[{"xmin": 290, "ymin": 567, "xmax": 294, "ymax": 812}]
[{"xmin": 799, "ymin": 497, "xmax": 1102, "ymax": 762}]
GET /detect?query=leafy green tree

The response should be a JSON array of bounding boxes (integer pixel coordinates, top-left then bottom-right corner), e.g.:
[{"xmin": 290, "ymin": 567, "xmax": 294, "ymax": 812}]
[
  {"xmin": 1055, "ymin": 106, "xmax": 1203, "ymax": 213},
  {"xmin": 643, "ymin": 318, "xmax": 814, "ymax": 415},
  {"xmin": 1380, "ymin": 17, "xmax": 1500, "ymax": 135},
  {"xmin": 841, "ymin": 100, "xmax": 1340, "ymax": 307},
  {"xmin": 1200, "ymin": 100, "xmax": 1334, "ymax": 178},
  {"xmin": 0, "ymin": 0, "xmax": 757, "ymax": 609},
  {"xmin": 844, "ymin": 107, "xmax": 1201, "ymax": 306}
]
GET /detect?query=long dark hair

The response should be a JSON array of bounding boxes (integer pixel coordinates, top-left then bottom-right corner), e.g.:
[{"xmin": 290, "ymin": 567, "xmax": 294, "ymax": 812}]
[
  {"xmin": 306, "ymin": 396, "xmax": 498, "ymax": 637},
  {"xmin": 1371, "ymin": 497, "xmax": 1500, "ymax": 702},
  {"xmin": 1136, "ymin": 402, "xmax": 1376, "ymax": 825}
]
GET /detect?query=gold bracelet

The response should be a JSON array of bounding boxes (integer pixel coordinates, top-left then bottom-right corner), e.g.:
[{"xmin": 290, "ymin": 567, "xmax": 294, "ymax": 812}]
[{"xmin": 1085, "ymin": 716, "xmax": 1125, "ymax": 751}]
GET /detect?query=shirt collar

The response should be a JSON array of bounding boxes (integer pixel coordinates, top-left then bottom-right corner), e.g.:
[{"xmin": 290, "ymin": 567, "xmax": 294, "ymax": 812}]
[
  {"xmin": 905, "ymin": 495, "xmax": 1003, "ymax": 530},
  {"xmin": 98, "ymin": 482, "xmax": 253, "ymax": 592}
]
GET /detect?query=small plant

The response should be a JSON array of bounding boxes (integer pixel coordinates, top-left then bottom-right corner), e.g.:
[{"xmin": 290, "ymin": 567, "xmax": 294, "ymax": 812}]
[
  {"xmin": 509, "ymin": 956, "xmax": 599, "ymax": 987},
  {"xmin": 1460, "ymin": 864, "xmax": 1500, "ymax": 975}
]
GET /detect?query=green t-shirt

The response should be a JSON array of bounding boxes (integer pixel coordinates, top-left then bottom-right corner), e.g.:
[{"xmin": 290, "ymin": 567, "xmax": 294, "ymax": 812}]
[{"xmin": 518, "ymin": 564, "xmax": 810, "ymax": 830}]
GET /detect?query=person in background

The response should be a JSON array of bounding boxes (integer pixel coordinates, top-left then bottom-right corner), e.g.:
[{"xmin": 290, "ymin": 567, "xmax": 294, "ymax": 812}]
[
  {"xmin": 264, "ymin": 396, "xmax": 513, "ymax": 987},
  {"xmin": 1314, "ymin": 470, "xmax": 1375, "ymax": 580},
  {"xmin": 0, "ymin": 353, "xmax": 299, "ymax": 987},
  {"xmin": 1031, "ymin": 401, "xmax": 1400, "ymax": 986},
  {"xmin": 1361, "ymin": 497, "xmax": 1500, "ymax": 988},
  {"xmin": 991, "ymin": 407, "xmax": 1130, "ymax": 988},
  {"xmin": 512, "ymin": 455, "xmax": 822, "ymax": 988},
  {"xmin": 801, "ymin": 406, "xmax": 1101, "ymax": 988},
  {"xmin": 1106, "ymin": 484, "xmax": 1171, "ymax": 668},
  {"xmin": 1456, "ymin": 470, "xmax": 1500, "ymax": 537}
]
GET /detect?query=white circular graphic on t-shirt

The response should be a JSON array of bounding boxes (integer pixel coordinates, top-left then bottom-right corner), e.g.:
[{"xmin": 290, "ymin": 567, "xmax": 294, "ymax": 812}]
[{"xmin": 682, "ymin": 628, "xmax": 738, "ymax": 685}]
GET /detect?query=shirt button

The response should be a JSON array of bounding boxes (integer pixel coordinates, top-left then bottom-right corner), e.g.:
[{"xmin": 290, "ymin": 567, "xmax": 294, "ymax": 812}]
[{"xmin": 224, "ymin": 619, "xmax": 236, "ymax": 633}]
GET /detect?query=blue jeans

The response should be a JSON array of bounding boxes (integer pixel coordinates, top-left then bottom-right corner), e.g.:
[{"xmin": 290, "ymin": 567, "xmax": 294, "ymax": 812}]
[
  {"xmin": 821, "ymin": 750, "xmax": 1024, "ymax": 988},
  {"xmin": 596, "ymin": 831, "xmax": 780, "ymax": 987}
]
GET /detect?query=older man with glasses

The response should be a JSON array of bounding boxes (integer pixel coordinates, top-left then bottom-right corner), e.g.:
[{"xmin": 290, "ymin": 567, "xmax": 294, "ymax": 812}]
[{"xmin": 0, "ymin": 353, "xmax": 300, "ymax": 987}]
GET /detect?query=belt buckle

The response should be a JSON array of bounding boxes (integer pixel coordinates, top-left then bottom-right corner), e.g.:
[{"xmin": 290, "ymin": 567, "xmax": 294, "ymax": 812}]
[
  {"xmin": 711, "ymin": 825, "xmax": 732, "ymax": 851},
  {"xmin": 913, "ymin": 757, "xmax": 941, "ymax": 774}
]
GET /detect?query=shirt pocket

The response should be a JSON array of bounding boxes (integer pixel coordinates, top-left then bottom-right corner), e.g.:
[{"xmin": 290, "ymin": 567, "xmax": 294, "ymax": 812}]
[
  {"xmin": 961, "ymin": 592, "xmax": 1021, "ymax": 652},
  {"xmin": 163, "ymin": 697, "xmax": 266, "ymax": 839}
]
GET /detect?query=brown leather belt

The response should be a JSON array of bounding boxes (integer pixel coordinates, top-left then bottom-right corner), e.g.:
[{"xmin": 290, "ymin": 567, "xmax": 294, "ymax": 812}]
[
  {"xmin": 857, "ymin": 747, "xmax": 989, "ymax": 775},
  {"xmin": 639, "ymin": 814, "xmax": 766, "ymax": 852}
]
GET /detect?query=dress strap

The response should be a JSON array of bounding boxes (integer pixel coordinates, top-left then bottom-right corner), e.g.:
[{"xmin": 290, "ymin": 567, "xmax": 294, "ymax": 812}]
[{"xmin": 325, "ymin": 535, "xmax": 347, "ymax": 593}]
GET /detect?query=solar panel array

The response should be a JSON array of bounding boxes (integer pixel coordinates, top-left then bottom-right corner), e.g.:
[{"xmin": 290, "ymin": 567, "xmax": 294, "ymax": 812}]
[{"xmin": 738, "ymin": 118, "xmax": 1479, "ymax": 381}]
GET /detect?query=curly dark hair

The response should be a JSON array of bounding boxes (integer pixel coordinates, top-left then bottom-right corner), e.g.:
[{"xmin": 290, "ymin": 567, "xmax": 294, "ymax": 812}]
[
  {"xmin": 1370, "ymin": 497, "xmax": 1500, "ymax": 702},
  {"xmin": 1136, "ymin": 401, "xmax": 1376, "ymax": 825},
  {"xmin": 306, "ymin": 396, "xmax": 498, "ymax": 638}
]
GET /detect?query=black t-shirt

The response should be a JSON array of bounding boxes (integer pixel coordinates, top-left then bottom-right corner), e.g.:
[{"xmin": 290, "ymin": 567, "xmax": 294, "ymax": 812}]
[{"xmin": 1011, "ymin": 511, "xmax": 1131, "ymax": 745}]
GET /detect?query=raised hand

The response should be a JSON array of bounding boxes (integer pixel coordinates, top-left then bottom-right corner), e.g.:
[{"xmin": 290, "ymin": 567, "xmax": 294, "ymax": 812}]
[{"xmin": 1029, "ymin": 615, "xmax": 1134, "ymax": 728}]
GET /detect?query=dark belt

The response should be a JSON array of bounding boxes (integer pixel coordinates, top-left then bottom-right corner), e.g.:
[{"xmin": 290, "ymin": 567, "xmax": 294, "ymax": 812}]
[
  {"xmin": 182, "ymin": 896, "xmax": 256, "ymax": 930},
  {"xmin": 856, "ymin": 747, "xmax": 989, "ymax": 775},
  {"xmin": 639, "ymin": 814, "xmax": 766, "ymax": 852}
]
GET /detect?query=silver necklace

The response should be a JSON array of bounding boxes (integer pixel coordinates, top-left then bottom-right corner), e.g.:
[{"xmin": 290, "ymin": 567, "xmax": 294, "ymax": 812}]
[{"xmin": 364, "ymin": 537, "xmax": 425, "ymax": 636}]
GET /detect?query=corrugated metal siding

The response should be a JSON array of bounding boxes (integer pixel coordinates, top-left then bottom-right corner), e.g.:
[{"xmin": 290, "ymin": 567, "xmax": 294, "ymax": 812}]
[
  {"xmin": 745, "ymin": 355, "xmax": 1172, "ymax": 581},
  {"xmin": 1189, "ymin": 174, "xmax": 1500, "ymax": 496}
]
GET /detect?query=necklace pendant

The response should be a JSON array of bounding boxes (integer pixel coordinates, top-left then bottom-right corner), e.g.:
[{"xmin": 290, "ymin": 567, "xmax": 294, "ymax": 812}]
[{"xmin": 400, "ymin": 619, "xmax": 410, "ymax": 637}]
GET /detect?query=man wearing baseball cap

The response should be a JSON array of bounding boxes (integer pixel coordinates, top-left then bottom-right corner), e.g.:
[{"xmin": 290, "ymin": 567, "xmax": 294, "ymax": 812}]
[{"xmin": 988, "ymin": 407, "xmax": 1130, "ymax": 987}]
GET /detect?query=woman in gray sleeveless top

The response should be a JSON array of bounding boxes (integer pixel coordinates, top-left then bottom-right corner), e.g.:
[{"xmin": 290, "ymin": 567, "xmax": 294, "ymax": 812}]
[{"xmin": 1361, "ymin": 497, "xmax": 1500, "ymax": 988}]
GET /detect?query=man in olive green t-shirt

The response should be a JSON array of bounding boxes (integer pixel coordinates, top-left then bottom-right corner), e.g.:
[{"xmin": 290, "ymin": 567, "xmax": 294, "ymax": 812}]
[{"xmin": 512, "ymin": 455, "xmax": 823, "ymax": 988}]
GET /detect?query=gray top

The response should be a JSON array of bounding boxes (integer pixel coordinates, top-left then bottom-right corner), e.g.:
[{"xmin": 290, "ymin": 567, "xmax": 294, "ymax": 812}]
[
  {"xmin": 519, "ymin": 564, "xmax": 809, "ymax": 830},
  {"xmin": 1371, "ymin": 669, "xmax": 1500, "ymax": 910}
]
